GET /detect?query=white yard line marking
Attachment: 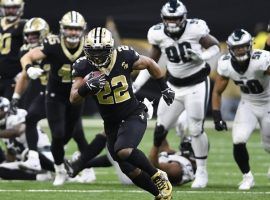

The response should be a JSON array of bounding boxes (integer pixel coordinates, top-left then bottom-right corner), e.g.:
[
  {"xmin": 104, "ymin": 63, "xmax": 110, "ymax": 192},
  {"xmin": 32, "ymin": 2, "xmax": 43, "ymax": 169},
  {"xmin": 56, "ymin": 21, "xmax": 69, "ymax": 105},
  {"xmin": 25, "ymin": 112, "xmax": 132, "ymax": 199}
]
[{"xmin": 0, "ymin": 189, "xmax": 270, "ymax": 195}]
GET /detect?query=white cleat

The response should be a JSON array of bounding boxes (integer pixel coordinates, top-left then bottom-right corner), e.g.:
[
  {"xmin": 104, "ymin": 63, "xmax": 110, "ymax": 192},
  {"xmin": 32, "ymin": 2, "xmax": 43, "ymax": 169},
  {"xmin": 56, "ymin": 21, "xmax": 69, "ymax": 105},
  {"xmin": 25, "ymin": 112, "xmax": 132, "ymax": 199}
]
[
  {"xmin": 19, "ymin": 150, "xmax": 42, "ymax": 172},
  {"xmin": 69, "ymin": 168, "xmax": 96, "ymax": 183},
  {"xmin": 191, "ymin": 167, "xmax": 208, "ymax": 188},
  {"xmin": 238, "ymin": 171, "xmax": 255, "ymax": 190},
  {"xmin": 36, "ymin": 171, "xmax": 53, "ymax": 181},
  {"xmin": 53, "ymin": 163, "xmax": 67, "ymax": 186}
]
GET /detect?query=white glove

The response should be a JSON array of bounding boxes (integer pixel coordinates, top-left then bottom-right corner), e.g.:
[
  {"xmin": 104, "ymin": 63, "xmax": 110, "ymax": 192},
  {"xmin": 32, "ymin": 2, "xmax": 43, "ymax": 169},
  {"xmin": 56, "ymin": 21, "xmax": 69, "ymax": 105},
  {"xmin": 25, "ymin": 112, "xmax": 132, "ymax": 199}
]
[
  {"xmin": 27, "ymin": 67, "xmax": 44, "ymax": 80},
  {"xmin": 186, "ymin": 49, "xmax": 203, "ymax": 62},
  {"xmin": 143, "ymin": 98, "xmax": 153, "ymax": 120}
]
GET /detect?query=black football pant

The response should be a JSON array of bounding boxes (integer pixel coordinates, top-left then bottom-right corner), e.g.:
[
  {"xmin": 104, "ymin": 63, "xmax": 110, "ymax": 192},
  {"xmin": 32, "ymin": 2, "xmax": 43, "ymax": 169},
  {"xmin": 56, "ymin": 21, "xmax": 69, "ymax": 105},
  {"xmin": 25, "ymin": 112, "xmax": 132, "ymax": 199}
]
[
  {"xmin": 46, "ymin": 99, "xmax": 88, "ymax": 165},
  {"xmin": 25, "ymin": 94, "xmax": 46, "ymax": 151},
  {"xmin": 0, "ymin": 79, "xmax": 15, "ymax": 100}
]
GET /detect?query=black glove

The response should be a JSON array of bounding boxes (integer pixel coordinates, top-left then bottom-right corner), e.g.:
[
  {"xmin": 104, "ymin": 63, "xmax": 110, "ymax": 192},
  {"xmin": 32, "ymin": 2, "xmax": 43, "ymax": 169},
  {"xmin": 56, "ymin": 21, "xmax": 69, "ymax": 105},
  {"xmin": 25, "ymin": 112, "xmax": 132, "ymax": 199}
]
[
  {"xmin": 161, "ymin": 88, "xmax": 175, "ymax": 106},
  {"xmin": 153, "ymin": 124, "xmax": 168, "ymax": 147},
  {"xmin": 212, "ymin": 110, "xmax": 228, "ymax": 131},
  {"xmin": 85, "ymin": 73, "xmax": 106, "ymax": 94},
  {"xmin": 78, "ymin": 73, "xmax": 106, "ymax": 97},
  {"xmin": 10, "ymin": 98, "xmax": 19, "ymax": 114}
]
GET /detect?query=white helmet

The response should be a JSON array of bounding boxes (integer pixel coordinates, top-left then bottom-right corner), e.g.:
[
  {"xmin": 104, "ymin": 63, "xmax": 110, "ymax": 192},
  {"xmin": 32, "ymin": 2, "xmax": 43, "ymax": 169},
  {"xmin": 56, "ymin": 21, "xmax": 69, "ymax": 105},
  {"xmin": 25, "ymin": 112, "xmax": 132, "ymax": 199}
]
[
  {"xmin": 0, "ymin": 97, "xmax": 10, "ymax": 125},
  {"xmin": 23, "ymin": 17, "xmax": 50, "ymax": 47},
  {"xmin": 1, "ymin": 0, "xmax": 24, "ymax": 22},
  {"xmin": 227, "ymin": 29, "xmax": 252, "ymax": 62},
  {"xmin": 59, "ymin": 11, "xmax": 86, "ymax": 44},
  {"xmin": 84, "ymin": 27, "xmax": 114, "ymax": 68},
  {"xmin": 161, "ymin": 0, "xmax": 187, "ymax": 35}
]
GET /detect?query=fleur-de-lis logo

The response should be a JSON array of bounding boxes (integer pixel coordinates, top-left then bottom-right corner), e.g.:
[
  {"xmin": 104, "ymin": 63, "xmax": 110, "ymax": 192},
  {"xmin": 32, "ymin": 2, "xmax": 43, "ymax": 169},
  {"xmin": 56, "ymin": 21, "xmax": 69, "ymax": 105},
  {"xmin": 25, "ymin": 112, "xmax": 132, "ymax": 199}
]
[{"xmin": 122, "ymin": 62, "xmax": 128, "ymax": 69}]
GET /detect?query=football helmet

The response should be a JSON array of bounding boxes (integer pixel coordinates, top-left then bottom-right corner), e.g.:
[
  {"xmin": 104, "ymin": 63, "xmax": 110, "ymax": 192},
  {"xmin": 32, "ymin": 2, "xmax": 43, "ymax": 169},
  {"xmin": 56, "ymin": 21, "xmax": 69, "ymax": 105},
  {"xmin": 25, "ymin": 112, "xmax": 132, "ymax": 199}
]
[
  {"xmin": 227, "ymin": 29, "xmax": 252, "ymax": 62},
  {"xmin": 1, "ymin": 0, "xmax": 24, "ymax": 22},
  {"xmin": 59, "ymin": 11, "xmax": 86, "ymax": 44},
  {"xmin": 23, "ymin": 17, "xmax": 50, "ymax": 47},
  {"xmin": 161, "ymin": 0, "xmax": 187, "ymax": 34},
  {"xmin": 84, "ymin": 27, "xmax": 114, "ymax": 68}
]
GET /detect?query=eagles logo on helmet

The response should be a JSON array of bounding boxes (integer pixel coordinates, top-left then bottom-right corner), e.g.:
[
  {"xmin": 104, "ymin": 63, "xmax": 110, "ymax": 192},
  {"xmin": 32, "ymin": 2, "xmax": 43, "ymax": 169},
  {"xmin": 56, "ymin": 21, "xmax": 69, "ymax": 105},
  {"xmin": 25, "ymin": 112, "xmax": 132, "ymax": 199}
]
[{"xmin": 161, "ymin": 0, "xmax": 187, "ymax": 35}]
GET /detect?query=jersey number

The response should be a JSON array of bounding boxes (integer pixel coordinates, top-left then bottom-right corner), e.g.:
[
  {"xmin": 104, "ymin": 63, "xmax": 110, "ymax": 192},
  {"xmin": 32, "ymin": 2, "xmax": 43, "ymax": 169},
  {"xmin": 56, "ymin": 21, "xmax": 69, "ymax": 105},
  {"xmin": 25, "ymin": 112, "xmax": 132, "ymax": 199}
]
[
  {"xmin": 0, "ymin": 33, "xmax": 11, "ymax": 55},
  {"xmin": 97, "ymin": 75, "xmax": 131, "ymax": 104},
  {"xmin": 234, "ymin": 80, "xmax": 264, "ymax": 94},
  {"xmin": 58, "ymin": 64, "xmax": 71, "ymax": 83},
  {"xmin": 165, "ymin": 42, "xmax": 192, "ymax": 63}
]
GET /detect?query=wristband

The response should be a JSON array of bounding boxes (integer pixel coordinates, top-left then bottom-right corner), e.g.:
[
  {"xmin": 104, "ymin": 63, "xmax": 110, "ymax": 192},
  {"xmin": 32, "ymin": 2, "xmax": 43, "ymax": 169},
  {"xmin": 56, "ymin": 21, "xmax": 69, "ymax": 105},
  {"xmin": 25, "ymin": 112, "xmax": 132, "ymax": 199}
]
[
  {"xmin": 25, "ymin": 64, "xmax": 33, "ymax": 71},
  {"xmin": 78, "ymin": 83, "xmax": 90, "ymax": 97},
  {"xmin": 156, "ymin": 77, "xmax": 168, "ymax": 91}
]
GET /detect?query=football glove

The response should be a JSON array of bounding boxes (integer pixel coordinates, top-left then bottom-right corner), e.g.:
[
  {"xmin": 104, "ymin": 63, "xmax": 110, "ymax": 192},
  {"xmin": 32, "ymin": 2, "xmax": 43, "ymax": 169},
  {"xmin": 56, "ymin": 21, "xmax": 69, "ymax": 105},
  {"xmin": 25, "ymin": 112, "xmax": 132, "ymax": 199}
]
[
  {"xmin": 186, "ymin": 49, "xmax": 203, "ymax": 62},
  {"xmin": 27, "ymin": 67, "xmax": 44, "ymax": 80},
  {"xmin": 161, "ymin": 88, "xmax": 175, "ymax": 106},
  {"xmin": 212, "ymin": 110, "xmax": 228, "ymax": 131},
  {"xmin": 143, "ymin": 98, "xmax": 153, "ymax": 120},
  {"xmin": 153, "ymin": 124, "xmax": 168, "ymax": 147},
  {"xmin": 85, "ymin": 73, "xmax": 106, "ymax": 95},
  {"xmin": 10, "ymin": 98, "xmax": 19, "ymax": 114}
]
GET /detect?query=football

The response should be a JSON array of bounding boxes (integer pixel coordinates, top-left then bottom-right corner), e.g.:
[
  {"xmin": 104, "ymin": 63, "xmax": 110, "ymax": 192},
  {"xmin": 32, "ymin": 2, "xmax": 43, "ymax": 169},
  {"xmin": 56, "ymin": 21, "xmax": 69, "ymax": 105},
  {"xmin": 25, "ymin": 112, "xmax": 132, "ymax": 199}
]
[{"xmin": 83, "ymin": 71, "xmax": 103, "ymax": 82}]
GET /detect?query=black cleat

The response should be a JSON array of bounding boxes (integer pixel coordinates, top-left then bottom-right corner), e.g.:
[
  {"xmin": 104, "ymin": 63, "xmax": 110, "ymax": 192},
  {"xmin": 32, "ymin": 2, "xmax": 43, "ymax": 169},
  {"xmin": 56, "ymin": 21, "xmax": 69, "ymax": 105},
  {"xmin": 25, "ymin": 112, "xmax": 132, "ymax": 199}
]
[{"xmin": 63, "ymin": 159, "xmax": 80, "ymax": 178}]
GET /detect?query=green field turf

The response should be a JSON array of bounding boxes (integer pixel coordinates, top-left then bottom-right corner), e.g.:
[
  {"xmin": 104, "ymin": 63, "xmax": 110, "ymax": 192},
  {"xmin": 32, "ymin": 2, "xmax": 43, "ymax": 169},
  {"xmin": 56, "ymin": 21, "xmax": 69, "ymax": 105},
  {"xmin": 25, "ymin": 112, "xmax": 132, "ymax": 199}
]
[{"xmin": 0, "ymin": 123, "xmax": 270, "ymax": 200}]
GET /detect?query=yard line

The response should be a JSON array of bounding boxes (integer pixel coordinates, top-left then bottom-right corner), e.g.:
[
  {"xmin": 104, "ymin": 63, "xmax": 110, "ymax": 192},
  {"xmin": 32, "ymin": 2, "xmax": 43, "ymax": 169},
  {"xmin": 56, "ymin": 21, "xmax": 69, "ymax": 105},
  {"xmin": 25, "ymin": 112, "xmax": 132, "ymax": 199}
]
[{"xmin": 0, "ymin": 189, "xmax": 270, "ymax": 195}]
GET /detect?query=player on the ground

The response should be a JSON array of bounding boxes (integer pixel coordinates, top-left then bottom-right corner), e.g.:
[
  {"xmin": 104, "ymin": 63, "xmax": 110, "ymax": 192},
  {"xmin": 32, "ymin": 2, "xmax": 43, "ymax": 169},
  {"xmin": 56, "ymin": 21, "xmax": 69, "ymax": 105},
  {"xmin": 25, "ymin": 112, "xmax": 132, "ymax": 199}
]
[
  {"xmin": 70, "ymin": 27, "xmax": 175, "ymax": 200},
  {"xmin": 0, "ymin": 0, "xmax": 26, "ymax": 99},
  {"xmin": 212, "ymin": 29, "xmax": 270, "ymax": 190},
  {"xmin": 142, "ymin": 0, "xmax": 220, "ymax": 188}
]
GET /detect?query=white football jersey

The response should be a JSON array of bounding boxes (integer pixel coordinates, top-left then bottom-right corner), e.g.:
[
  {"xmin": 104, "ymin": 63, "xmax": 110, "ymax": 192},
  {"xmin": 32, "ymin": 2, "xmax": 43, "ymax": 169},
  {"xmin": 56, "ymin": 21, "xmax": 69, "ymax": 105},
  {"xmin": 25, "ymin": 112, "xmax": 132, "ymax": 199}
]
[
  {"xmin": 159, "ymin": 152, "xmax": 194, "ymax": 184},
  {"xmin": 217, "ymin": 49, "xmax": 270, "ymax": 105},
  {"xmin": 147, "ymin": 19, "xmax": 209, "ymax": 78},
  {"xmin": 1, "ymin": 109, "xmax": 51, "ymax": 160}
]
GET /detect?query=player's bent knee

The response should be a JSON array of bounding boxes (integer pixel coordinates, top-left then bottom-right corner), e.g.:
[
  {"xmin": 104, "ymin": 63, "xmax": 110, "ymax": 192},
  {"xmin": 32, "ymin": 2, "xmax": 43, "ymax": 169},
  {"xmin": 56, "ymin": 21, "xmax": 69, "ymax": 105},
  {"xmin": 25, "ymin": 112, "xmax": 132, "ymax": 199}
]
[
  {"xmin": 188, "ymin": 120, "xmax": 203, "ymax": 137},
  {"xmin": 117, "ymin": 148, "xmax": 133, "ymax": 160}
]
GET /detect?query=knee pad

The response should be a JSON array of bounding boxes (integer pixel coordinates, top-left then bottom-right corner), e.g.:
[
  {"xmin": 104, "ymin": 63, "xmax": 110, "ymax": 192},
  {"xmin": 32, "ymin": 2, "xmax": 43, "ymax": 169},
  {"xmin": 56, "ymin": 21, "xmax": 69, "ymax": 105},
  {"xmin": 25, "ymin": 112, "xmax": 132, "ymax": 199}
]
[
  {"xmin": 118, "ymin": 161, "xmax": 136, "ymax": 176},
  {"xmin": 188, "ymin": 120, "xmax": 203, "ymax": 137},
  {"xmin": 117, "ymin": 148, "xmax": 133, "ymax": 160}
]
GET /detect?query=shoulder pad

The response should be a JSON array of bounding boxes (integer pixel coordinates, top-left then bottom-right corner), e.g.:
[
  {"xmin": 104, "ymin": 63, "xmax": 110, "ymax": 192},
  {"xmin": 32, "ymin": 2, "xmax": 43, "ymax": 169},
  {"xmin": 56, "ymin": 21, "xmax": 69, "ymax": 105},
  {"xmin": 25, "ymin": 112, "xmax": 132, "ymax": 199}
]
[
  {"xmin": 147, "ymin": 23, "xmax": 165, "ymax": 45},
  {"xmin": 251, "ymin": 50, "xmax": 270, "ymax": 71},
  {"xmin": 186, "ymin": 18, "xmax": 210, "ymax": 37}
]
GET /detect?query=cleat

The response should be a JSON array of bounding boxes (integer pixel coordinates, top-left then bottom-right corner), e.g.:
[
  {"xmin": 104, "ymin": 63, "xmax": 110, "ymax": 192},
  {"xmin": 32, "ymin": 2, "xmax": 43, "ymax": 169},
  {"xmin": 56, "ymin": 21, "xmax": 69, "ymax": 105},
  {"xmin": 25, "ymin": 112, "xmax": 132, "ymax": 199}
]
[
  {"xmin": 69, "ymin": 168, "xmax": 96, "ymax": 183},
  {"xmin": 151, "ymin": 169, "xmax": 172, "ymax": 199},
  {"xmin": 238, "ymin": 171, "xmax": 255, "ymax": 190},
  {"xmin": 64, "ymin": 159, "xmax": 81, "ymax": 178},
  {"xmin": 19, "ymin": 150, "xmax": 42, "ymax": 172},
  {"xmin": 53, "ymin": 163, "xmax": 67, "ymax": 186},
  {"xmin": 191, "ymin": 167, "xmax": 208, "ymax": 188}
]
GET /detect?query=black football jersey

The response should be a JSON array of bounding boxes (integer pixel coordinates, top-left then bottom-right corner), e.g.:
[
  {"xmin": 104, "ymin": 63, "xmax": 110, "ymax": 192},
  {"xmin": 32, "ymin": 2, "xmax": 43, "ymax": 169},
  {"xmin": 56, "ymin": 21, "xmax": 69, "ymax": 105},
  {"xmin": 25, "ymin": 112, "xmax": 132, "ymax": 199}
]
[
  {"xmin": 0, "ymin": 18, "xmax": 26, "ymax": 78},
  {"xmin": 42, "ymin": 34, "xmax": 84, "ymax": 100},
  {"xmin": 20, "ymin": 44, "xmax": 50, "ymax": 92},
  {"xmin": 73, "ymin": 46, "xmax": 141, "ymax": 123}
]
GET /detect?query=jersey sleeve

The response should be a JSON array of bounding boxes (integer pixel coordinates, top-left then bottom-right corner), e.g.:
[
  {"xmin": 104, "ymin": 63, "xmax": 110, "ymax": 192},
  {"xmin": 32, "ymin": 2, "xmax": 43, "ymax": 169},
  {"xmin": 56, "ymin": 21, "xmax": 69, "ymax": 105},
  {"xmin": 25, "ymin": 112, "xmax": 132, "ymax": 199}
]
[
  {"xmin": 217, "ymin": 55, "xmax": 230, "ymax": 77},
  {"xmin": 258, "ymin": 50, "xmax": 270, "ymax": 71},
  {"xmin": 147, "ymin": 24, "xmax": 164, "ymax": 46},
  {"xmin": 41, "ymin": 35, "xmax": 60, "ymax": 57},
  {"xmin": 72, "ymin": 56, "xmax": 88, "ymax": 78},
  {"xmin": 120, "ymin": 46, "xmax": 140, "ymax": 72}
]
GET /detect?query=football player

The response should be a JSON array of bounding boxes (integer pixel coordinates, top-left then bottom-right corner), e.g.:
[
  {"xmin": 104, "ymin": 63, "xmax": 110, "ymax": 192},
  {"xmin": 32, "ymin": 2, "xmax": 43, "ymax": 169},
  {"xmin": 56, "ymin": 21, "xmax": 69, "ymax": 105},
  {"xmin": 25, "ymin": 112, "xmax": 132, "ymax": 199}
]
[
  {"xmin": 212, "ymin": 29, "xmax": 270, "ymax": 190},
  {"xmin": 149, "ymin": 136, "xmax": 196, "ymax": 186},
  {"xmin": 0, "ymin": 96, "xmax": 55, "ymax": 180},
  {"xmin": 71, "ymin": 27, "xmax": 175, "ymax": 200},
  {"xmin": 19, "ymin": 11, "xmax": 96, "ymax": 186},
  {"xmin": 8, "ymin": 17, "xmax": 50, "ymax": 172},
  {"xmin": 142, "ymin": 0, "xmax": 220, "ymax": 188},
  {"xmin": 0, "ymin": 0, "xmax": 26, "ymax": 99}
]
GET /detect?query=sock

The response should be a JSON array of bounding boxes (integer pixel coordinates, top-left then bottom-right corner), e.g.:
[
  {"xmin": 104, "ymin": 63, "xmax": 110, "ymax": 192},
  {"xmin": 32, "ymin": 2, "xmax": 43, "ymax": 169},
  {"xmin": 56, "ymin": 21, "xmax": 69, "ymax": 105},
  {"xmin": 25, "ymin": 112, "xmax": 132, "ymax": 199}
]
[
  {"xmin": 84, "ymin": 154, "xmax": 112, "ymax": 168},
  {"xmin": 233, "ymin": 143, "xmax": 250, "ymax": 174},
  {"xmin": 191, "ymin": 132, "xmax": 208, "ymax": 166},
  {"xmin": 126, "ymin": 149, "xmax": 157, "ymax": 177},
  {"xmin": 132, "ymin": 171, "xmax": 159, "ymax": 196},
  {"xmin": 51, "ymin": 138, "xmax": 65, "ymax": 165}
]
